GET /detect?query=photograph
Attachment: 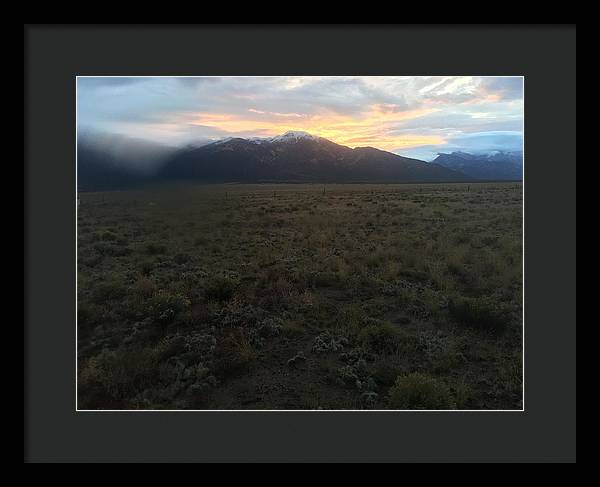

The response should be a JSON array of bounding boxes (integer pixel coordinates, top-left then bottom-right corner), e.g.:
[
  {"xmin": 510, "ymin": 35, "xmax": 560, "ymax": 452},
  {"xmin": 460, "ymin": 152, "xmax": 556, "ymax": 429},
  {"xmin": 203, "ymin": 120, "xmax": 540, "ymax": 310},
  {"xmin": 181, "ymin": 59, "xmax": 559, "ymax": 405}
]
[{"xmin": 75, "ymin": 75, "xmax": 524, "ymax": 411}]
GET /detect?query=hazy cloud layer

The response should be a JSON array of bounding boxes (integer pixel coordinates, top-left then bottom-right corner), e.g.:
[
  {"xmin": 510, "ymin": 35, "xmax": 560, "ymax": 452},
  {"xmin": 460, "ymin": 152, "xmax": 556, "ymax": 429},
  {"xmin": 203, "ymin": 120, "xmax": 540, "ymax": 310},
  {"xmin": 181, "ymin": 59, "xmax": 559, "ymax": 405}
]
[{"xmin": 77, "ymin": 76, "xmax": 523, "ymax": 160}]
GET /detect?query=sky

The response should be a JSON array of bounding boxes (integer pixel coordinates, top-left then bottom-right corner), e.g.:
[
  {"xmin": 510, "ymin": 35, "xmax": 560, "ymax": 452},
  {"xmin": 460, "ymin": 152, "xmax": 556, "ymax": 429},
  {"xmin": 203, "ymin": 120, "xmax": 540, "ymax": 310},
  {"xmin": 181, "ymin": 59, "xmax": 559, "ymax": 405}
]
[{"xmin": 77, "ymin": 76, "xmax": 523, "ymax": 161}]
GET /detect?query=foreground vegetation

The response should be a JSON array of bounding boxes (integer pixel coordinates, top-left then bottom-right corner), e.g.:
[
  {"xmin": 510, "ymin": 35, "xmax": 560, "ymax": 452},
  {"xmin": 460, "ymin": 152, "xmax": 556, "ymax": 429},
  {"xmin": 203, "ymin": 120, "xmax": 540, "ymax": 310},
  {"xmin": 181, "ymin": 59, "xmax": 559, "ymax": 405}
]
[{"xmin": 77, "ymin": 182, "xmax": 523, "ymax": 409}]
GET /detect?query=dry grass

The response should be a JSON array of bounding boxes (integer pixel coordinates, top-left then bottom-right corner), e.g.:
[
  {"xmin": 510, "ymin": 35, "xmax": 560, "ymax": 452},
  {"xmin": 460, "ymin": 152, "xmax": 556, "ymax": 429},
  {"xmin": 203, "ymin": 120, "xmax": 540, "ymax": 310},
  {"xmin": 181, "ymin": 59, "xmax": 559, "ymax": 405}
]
[{"xmin": 77, "ymin": 182, "xmax": 523, "ymax": 410}]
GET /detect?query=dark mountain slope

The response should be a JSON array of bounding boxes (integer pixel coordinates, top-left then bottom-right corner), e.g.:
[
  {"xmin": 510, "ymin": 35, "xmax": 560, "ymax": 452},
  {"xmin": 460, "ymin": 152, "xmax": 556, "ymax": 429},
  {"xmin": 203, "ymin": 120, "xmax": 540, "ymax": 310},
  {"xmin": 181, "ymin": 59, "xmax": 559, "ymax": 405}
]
[
  {"xmin": 159, "ymin": 132, "xmax": 468, "ymax": 183},
  {"xmin": 432, "ymin": 151, "xmax": 523, "ymax": 180}
]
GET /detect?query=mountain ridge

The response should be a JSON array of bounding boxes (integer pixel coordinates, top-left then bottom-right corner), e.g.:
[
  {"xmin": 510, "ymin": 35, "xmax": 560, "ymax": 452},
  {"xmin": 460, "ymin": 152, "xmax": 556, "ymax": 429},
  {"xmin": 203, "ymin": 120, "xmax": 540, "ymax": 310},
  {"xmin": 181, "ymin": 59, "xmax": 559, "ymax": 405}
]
[
  {"xmin": 77, "ymin": 131, "xmax": 492, "ymax": 190},
  {"xmin": 157, "ymin": 131, "xmax": 468, "ymax": 185},
  {"xmin": 432, "ymin": 150, "xmax": 523, "ymax": 181}
]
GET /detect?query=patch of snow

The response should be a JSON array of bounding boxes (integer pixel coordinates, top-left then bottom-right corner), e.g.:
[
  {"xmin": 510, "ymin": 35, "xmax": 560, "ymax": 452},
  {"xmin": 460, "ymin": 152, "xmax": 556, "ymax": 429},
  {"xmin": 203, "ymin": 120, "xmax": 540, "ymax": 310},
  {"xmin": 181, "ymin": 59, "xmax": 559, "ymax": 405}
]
[
  {"xmin": 247, "ymin": 137, "xmax": 268, "ymax": 144},
  {"xmin": 211, "ymin": 131, "xmax": 321, "ymax": 146},
  {"xmin": 212, "ymin": 137, "xmax": 234, "ymax": 145},
  {"xmin": 269, "ymin": 131, "xmax": 320, "ymax": 143}
]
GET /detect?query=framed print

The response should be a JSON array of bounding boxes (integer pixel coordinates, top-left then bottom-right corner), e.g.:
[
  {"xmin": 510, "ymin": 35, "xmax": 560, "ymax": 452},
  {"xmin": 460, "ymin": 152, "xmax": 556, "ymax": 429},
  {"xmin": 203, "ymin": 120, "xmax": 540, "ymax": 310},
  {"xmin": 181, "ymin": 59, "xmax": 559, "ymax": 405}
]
[
  {"xmin": 25, "ymin": 24, "xmax": 576, "ymax": 463},
  {"xmin": 75, "ymin": 74, "xmax": 524, "ymax": 412}
]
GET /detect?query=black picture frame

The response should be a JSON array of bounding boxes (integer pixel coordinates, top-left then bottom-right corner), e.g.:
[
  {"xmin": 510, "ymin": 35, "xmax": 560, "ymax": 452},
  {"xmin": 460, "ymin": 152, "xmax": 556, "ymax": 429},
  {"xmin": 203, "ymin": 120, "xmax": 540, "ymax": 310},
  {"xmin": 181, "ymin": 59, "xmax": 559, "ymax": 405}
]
[{"xmin": 24, "ymin": 24, "xmax": 576, "ymax": 463}]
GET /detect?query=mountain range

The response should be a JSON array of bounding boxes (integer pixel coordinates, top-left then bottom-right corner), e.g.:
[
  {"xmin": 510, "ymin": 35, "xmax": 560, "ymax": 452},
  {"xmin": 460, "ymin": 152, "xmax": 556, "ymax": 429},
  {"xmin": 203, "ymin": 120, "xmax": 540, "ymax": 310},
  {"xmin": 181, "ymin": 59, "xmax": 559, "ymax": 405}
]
[
  {"xmin": 432, "ymin": 151, "xmax": 523, "ymax": 181},
  {"xmin": 158, "ymin": 131, "xmax": 467, "ymax": 185},
  {"xmin": 77, "ymin": 131, "xmax": 522, "ymax": 190}
]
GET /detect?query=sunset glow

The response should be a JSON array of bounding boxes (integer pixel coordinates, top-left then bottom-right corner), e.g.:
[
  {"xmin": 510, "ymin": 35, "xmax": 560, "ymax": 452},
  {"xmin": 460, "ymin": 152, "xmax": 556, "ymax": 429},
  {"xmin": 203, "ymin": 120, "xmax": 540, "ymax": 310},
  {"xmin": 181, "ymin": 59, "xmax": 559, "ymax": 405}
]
[{"xmin": 77, "ymin": 76, "xmax": 523, "ymax": 160}]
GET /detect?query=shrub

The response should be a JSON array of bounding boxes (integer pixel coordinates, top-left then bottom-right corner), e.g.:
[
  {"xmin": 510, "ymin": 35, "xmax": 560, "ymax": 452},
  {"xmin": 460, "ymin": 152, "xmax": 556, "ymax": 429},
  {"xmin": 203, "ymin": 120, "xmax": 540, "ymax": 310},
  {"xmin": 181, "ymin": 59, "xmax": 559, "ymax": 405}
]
[
  {"xmin": 335, "ymin": 305, "xmax": 367, "ymax": 335},
  {"xmin": 311, "ymin": 272, "xmax": 340, "ymax": 288},
  {"xmin": 134, "ymin": 276, "xmax": 157, "ymax": 297},
  {"xmin": 92, "ymin": 279, "xmax": 126, "ymax": 303},
  {"xmin": 451, "ymin": 381, "xmax": 471, "ymax": 409},
  {"xmin": 79, "ymin": 253, "xmax": 103, "ymax": 268},
  {"xmin": 358, "ymin": 320, "xmax": 399, "ymax": 354},
  {"xmin": 139, "ymin": 259, "xmax": 155, "ymax": 275},
  {"xmin": 273, "ymin": 277, "xmax": 294, "ymax": 297},
  {"xmin": 388, "ymin": 373, "xmax": 455, "ymax": 409},
  {"xmin": 100, "ymin": 230, "xmax": 118, "ymax": 241},
  {"xmin": 193, "ymin": 236, "xmax": 208, "ymax": 247},
  {"xmin": 372, "ymin": 362, "xmax": 404, "ymax": 387},
  {"xmin": 449, "ymin": 296, "xmax": 508, "ymax": 333},
  {"xmin": 205, "ymin": 276, "xmax": 237, "ymax": 302},
  {"xmin": 77, "ymin": 302, "xmax": 98, "ymax": 333},
  {"xmin": 212, "ymin": 328, "xmax": 257, "ymax": 376},
  {"xmin": 215, "ymin": 302, "xmax": 264, "ymax": 332},
  {"xmin": 190, "ymin": 302, "xmax": 211, "ymax": 323},
  {"xmin": 149, "ymin": 291, "xmax": 190, "ymax": 325},
  {"xmin": 173, "ymin": 252, "xmax": 190, "ymax": 264},
  {"xmin": 481, "ymin": 235, "xmax": 498, "ymax": 247},
  {"xmin": 446, "ymin": 262, "xmax": 472, "ymax": 284},
  {"xmin": 93, "ymin": 242, "xmax": 131, "ymax": 257},
  {"xmin": 79, "ymin": 346, "xmax": 160, "ymax": 404},
  {"xmin": 144, "ymin": 242, "xmax": 167, "ymax": 255}
]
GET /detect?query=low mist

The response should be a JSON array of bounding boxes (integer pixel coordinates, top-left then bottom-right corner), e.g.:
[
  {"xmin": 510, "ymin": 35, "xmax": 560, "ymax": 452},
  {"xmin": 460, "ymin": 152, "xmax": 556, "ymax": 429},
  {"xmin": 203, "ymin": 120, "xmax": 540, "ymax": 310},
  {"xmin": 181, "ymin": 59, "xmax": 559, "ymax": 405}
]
[{"xmin": 78, "ymin": 131, "xmax": 178, "ymax": 176}]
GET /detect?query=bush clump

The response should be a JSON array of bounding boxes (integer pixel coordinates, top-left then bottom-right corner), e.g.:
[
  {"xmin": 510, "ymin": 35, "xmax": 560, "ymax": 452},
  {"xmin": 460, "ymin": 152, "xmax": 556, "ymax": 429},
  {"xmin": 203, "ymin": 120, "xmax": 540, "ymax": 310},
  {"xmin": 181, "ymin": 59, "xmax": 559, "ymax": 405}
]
[
  {"xmin": 138, "ymin": 259, "xmax": 156, "ymax": 275},
  {"xmin": 358, "ymin": 320, "xmax": 399, "ymax": 354},
  {"xmin": 372, "ymin": 362, "xmax": 404, "ymax": 387},
  {"xmin": 204, "ymin": 276, "xmax": 238, "ymax": 302},
  {"xmin": 388, "ymin": 373, "xmax": 455, "ymax": 409},
  {"xmin": 77, "ymin": 302, "xmax": 98, "ymax": 333},
  {"xmin": 100, "ymin": 230, "xmax": 118, "ymax": 241},
  {"xmin": 148, "ymin": 291, "xmax": 190, "ymax": 325},
  {"xmin": 79, "ymin": 346, "xmax": 161, "ymax": 405},
  {"xmin": 93, "ymin": 242, "xmax": 131, "ymax": 257},
  {"xmin": 173, "ymin": 252, "xmax": 190, "ymax": 264},
  {"xmin": 311, "ymin": 272, "xmax": 340, "ymax": 288},
  {"xmin": 212, "ymin": 328, "xmax": 257, "ymax": 376},
  {"xmin": 92, "ymin": 279, "xmax": 126, "ymax": 303},
  {"xmin": 144, "ymin": 242, "xmax": 167, "ymax": 255},
  {"xmin": 448, "ymin": 296, "xmax": 508, "ymax": 333}
]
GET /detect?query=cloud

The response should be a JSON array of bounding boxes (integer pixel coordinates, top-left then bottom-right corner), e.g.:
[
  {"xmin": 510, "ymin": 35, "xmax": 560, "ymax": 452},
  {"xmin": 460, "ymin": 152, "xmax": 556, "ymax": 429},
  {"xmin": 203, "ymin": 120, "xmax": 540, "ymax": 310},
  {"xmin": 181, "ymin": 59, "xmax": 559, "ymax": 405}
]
[
  {"xmin": 398, "ymin": 131, "xmax": 523, "ymax": 161},
  {"xmin": 77, "ymin": 76, "xmax": 523, "ymax": 156},
  {"xmin": 77, "ymin": 77, "xmax": 150, "ymax": 89},
  {"xmin": 78, "ymin": 129, "xmax": 178, "ymax": 174},
  {"xmin": 481, "ymin": 77, "xmax": 524, "ymax": 100},
  {"xmin": 445, "ymin": 131, "xmax": 524, "ymax": 155}
]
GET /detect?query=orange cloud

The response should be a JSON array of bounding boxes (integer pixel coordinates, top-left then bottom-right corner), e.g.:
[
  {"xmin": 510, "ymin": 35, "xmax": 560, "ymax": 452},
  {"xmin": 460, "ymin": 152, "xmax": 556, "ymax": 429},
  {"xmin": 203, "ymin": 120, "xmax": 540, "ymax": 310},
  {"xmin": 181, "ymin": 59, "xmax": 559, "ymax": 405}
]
[{"xmin": 180, "ymin": 106, "xmax": 443, "ymax": 151}]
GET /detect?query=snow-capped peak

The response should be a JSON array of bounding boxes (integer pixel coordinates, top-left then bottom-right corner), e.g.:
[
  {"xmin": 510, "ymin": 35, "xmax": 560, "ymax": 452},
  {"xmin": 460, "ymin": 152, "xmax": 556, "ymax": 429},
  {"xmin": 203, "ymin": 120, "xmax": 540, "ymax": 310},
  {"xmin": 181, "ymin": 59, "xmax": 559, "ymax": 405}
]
[
  {"xmin": 268, "ymin": 131, "xmax": 320, "ymax": 143},
  {"xmin": 211, "ymin": 131, "xmax": 321, "ymax": 146}
]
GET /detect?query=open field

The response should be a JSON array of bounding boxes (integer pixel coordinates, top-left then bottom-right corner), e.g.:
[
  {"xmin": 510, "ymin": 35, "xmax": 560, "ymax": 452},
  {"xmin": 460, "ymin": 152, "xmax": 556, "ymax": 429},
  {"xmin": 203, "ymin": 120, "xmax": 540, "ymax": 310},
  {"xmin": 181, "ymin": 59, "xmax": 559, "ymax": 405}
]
[{"xmin": 77, "ymin": 182, "xmax": 523, "ymax": 410}]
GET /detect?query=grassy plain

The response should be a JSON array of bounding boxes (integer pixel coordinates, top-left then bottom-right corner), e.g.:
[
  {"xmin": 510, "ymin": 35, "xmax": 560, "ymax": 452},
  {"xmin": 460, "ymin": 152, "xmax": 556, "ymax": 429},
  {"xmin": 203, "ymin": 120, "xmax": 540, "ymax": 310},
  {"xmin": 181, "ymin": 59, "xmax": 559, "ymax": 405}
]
[{"xmin": 77, "ymin": 182, "xmax": 523, "ymax": 410}]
